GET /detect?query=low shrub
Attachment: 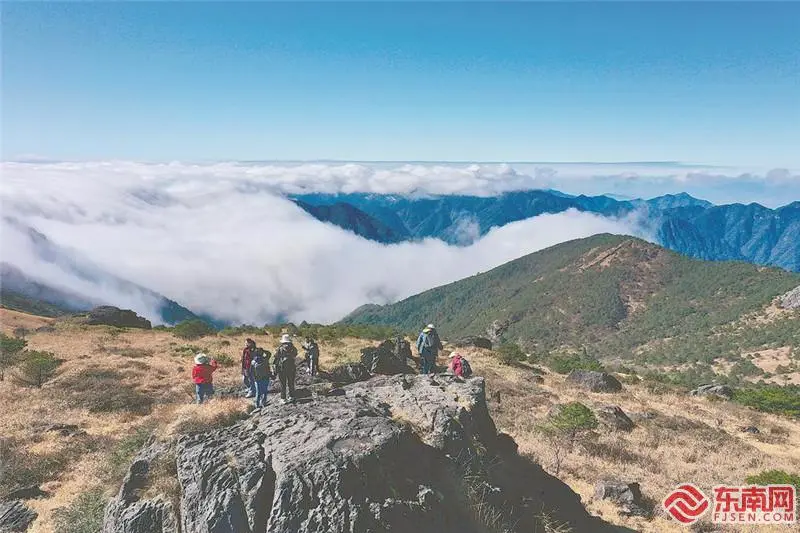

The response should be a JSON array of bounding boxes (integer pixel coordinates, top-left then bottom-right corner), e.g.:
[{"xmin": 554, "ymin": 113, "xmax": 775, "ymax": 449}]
[
  {"xmin": 214, "ymin": 353, "xmax": 235, "ymax": 367},
  {"xmin": 13, "ymin": 350, "xmax": 62, "ymax": 387},
  {"xmin": 745, "ymin": 469, "xmax": 800, "ymax": 492},
  {"xmin": 495, "ymin": 342, "xmax": 526, "ymax": 366},
  {"xmin": 546, "ymin": 351, "xmax": 604, "ymax": 374},
  {"xmin": 0, "ymin": 333, "xmax": 27, "ymax": 380},
  {"xmin": 60, "ymin": 369, "xmax": 154, "ymax": 415},
  {"xmin": 52, "ymin": 488, "xmax": 107, "ymax": 533},
  {"xmin": 108, "ymin": 428, "xmax": 153, "ymax": 481},
  {"xmin": 173, "ymin": 319, "xmax": 217, "ymax": 340},
  {"xmin": 733, "ymin": 385, "xmax": 800, "ymax": 418}
]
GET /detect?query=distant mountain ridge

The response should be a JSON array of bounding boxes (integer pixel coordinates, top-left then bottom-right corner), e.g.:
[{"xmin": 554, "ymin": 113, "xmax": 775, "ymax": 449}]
[{"xmin": 294, "ymin": 191, "xmax": 800, "ymax": 271}]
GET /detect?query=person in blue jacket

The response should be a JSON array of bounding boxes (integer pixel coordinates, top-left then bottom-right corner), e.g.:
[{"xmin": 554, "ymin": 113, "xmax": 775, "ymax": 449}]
[{"xmin": 416, "ymin": 324, "xmax": 443, "ymax": 374}]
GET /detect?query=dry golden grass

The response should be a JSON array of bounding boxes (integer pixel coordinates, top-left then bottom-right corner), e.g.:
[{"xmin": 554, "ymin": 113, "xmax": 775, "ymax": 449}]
[
  {"xmin": 457, "ymin": 349, "xmax": 800, "ymax": 533},
  {"xmin": 0, "ymin": 314, "xmax": 380, "ymax": 532},
  {"xmin": 2, "ymin": 312, "xmax": 798, "ymax": 533}
]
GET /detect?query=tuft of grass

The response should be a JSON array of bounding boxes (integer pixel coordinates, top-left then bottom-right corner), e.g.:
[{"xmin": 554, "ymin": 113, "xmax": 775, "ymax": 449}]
[
  {"xmin": 162, "ymin": 398, "xmax": 248, "ymax": 438},
  {"xmin": 52, "ymin": 488, "xmax": 108, "ymax": 533},
  {"xmin": 108, "ymin": 428, "xmax": 153, "ymax": 482},
  {"xmin": 745, "ymin": 469, "xmax": 800, "ymax": 492},
  {"xmin": 60, "ymin": 369, "xmax": 154, "ymax": 415}
]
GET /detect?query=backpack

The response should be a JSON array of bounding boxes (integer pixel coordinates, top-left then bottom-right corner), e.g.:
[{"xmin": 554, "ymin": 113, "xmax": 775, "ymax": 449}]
[
  {"xmin": 252, "ymin": 355, "xmax": 271, "ymax": 380},
  {"xmin": 460, "ymin": 357, "xmax": 473, "ymax": 378},
  {"xmin": 276, "ymin": 343, "xmax": 297, "ymax": 367}
]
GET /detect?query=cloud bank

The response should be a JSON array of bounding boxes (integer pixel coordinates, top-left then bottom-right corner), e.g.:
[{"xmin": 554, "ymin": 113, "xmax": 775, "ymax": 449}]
[{"xmin": 0, "ymin": 161, "xmax": 652, "ymax": 324}]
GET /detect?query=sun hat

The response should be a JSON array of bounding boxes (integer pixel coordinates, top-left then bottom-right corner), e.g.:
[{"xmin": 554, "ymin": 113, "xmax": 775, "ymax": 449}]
[
  {"xmin": 280, "ymin": 334, "xmax": 292, "ymax": 344},
  {"xmin": 427, "ymin": 324, "xmax": 435, "ymax": 329},
  {"xmin": 194, "ymin": 353, "xmax": 210, "ymax": 365},
  {"xmin": 449, "ymin": 352, "xmax": 460, "ymax": 358}
]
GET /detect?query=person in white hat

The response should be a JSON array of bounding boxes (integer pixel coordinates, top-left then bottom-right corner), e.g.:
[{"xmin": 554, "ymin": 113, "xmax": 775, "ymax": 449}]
[
  {"xmin": 274, "ymin": 334, "xmax": 298, "ymax": 403},
  {"xmin": 192, "ymin": 353, "xmax": 218, "ymax": 404},
  {"xmin": 416, "ymin": 324, "xmax": 443, "ymax": 375}
]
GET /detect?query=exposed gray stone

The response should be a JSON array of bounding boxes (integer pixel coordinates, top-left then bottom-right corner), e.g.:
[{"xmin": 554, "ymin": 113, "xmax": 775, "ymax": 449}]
[
  {"xmin": 565, "ymin": 370, "xmax": 623, "ymax": 393},
  {"xmin": 451, "ymin": 336, "xmax": 493, "ymax": 350},
  {"xmin": 0, "ymin": 500, "xmax": 37, "ymax": 532},
  {"xmin": 690, "ymin": 384, "xmax": 734, "ymax": 399},
  {"xmin": 597, "ymin": 405, "xmax": 635, "ymax": 432},
  {"xmin": 594, "ymin": 480, "xmax": 651, "ymax": 518},
  {"xmin": 779, "ymin": 286, "xmax": 800, "ymax": 309}
]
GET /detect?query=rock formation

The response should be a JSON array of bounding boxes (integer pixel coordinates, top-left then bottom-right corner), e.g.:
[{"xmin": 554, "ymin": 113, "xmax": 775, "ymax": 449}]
[
  {"xmin": 103, "ymin": 375, "xmax": 619, "ymax": 533},
  {"xmin": 565, "ymin": 370, "xmax": 623, "ymax": 393},
  {"xmin": 0, "ymin": 500, "xmax": 37, "ymax": 532},
  {"xmin": 779, "ymin": 286, "xmax": 800, "ymax": 309},
  {"xmin": 81, "ymin": 306, "xmax": 152, "ymax": 329}
]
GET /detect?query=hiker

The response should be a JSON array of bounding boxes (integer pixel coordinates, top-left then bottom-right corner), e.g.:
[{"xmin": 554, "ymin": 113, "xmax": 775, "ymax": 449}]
[
  {"xmin": 302, "ymin": 337, "xmax": 320, "ymax": 377},
  {"xmin": 275, "ymin": 334, "xmax": 298, "ymax": 404},
  {"xmin": 241, "ymin": 338, "xmax": 257, "ymax": 398},
  {"xmin": 416, "ymin": 324, "xmax": 443, "ymax": 375},
  {"xmin": 449, "ymin": 352, "xmax": 473, "ymax": 378},
  {"xmin": 192, "ymin": 353, "xmax": 218, "ymax": 404},
  {"xmin": 251, "ymin": 347, "xmax": 273, "ymax": 408}
]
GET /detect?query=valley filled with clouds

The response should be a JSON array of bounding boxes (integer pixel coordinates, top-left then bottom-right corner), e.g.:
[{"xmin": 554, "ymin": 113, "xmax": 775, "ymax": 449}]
[{"xmin": 2, "ymin": 160, "xmax": 796, "ymax": 324}]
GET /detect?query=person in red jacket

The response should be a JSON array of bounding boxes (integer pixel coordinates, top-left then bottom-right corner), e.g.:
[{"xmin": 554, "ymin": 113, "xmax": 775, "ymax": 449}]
[
  {"xmin": 193, "ymin": 353, "xmax": 219, "ymax": 404},
  {"xmin": 449, "ymin": 352, "xmax": 466, "ymax": 378},
  {"xmin": 241, "ymin": 338, "xmax": 256, "ymax": 398}
]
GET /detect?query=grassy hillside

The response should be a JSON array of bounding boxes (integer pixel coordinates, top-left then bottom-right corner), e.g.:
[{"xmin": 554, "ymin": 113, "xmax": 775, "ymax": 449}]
[
  {"xmin": 1, "ymin": 309, "xmax": 797, "ymax": 533},
  {"xmin": 0, "ymin": 290, "xmax": 73, "ymax": 318},
  {"xmin": 343, "ymin": 234, "xmax": 800, "ymax": 381}
]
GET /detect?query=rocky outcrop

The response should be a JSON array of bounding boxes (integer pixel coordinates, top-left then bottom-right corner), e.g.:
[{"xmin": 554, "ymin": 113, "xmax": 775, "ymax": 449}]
[
  {"xmin": 451, "ymin": 336, "xmax": 493, "ymax": 350},
  {"xmin": 321, "ymin": 363, "xmax": 371, "ymax": 385},
  {"xmin": 360, "ymin": 340, "xmax": 413, "ymax": 375},
  {"xmin": 690, "ymin": 384, "xmax": 733, "ymax": 399},
  {"xmin": 779, "ymin": 286, "xmax": 800, "ymax": 309},
  {"xmin": 486, "ymin": 320, "xmax": 510, "ymax": 342},
  {"xmin": 565, "ymin": 370, "xmax": 623, "ymax": 393},
  {"xmin": 102, "ymin": 440, "xmax": 179, "ymax": 533},
  {"xmin": 103, "ymin": 375, "xmax": 618, "ymax": 533},
  {"xmin": 0, "ymin": 500, "xmax": 37, "ymax": 532},
  {"xmin": 82, "ymin": 306, "xmax": 152, "ymax": 329},
  {"xmin": 596, "ymin": 406, "xmax": 635, "ymax": 432},
  {"xmin": 594, "ymin": 480, "xmax": 651, "ymax": 518}
]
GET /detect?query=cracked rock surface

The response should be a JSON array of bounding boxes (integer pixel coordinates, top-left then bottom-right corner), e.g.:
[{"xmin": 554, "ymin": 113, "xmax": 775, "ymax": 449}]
[{"xmin": 104, "ymin": 374, "xmax": 618, "ymax": 533}]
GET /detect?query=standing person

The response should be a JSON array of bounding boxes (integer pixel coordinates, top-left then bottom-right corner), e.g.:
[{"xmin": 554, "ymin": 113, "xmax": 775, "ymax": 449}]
[
  {"xmin": 275, "ymin": 334, "xmax": 298, "ymax": 404},
  {"xmin": 302, "ymin": 337, "xmax": 320, "ymax": 377},
  {"xmin": 192, "ymin": 353, "xmax": 218, "ymax": 404},
  {"xmin": 241, "ymin": 338, "xmax": 256, "ymax": 398},
  {"xmin": 416, "ymin": 324, "xmax": 444, "ymax": 375},
  {"xmin": 251, "ymin": 347, "xmax": 273, "ymax": 408}
]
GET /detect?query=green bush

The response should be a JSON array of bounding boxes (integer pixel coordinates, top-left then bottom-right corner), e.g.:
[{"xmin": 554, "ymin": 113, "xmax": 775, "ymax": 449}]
[
  {"xmin": 52, "ymin": 488, "xmax": 107, "ymax": 533},
  {"xmin": 0, "ymin": 333, "xmax": 27, "ymax": 380},
  {"xmin": 548, "ymin": 402, "xmax": 599, "ymax": 435},
  {"xmin": 220, "ymin": 324, "xmax": 264, "ymax": 336},
  {"xmin": 495, "ymin": 342, "xmax": 526, "ymax": 366},
  {"xmin": 13, "ymin": 350, "xmax": 61, "ymax": 387},
  {"xmin": 214, "ymin": 353, "xmax": 235, "ymax": 367},
  {"xmin": 745, "ymin": 470, "xmax": 800, "ymax": 492},
  {"xmin": 547, "ymin": 350, "xmax": 604, "ymax": 374},
  {"xmin": 733, "ymin": 385, "xmax": 800, "ymax": 418},
  {"xmin": 173, "ymin": 319, "xmax": 216, "ymax": 340}
]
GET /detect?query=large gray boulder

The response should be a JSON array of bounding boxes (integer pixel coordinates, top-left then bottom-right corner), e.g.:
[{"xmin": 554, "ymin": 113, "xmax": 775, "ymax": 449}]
[
  {"xmin": 565, "ymin": 370, "xmax": 623, "ymax": 393},
  {"xmin": 690, "ymin": 384, "xmax": 734, "ymax": 399},
  {"xmin": 596, "ymin": 405, "xmax": 635, "ymax": 432},
  {"xmin": 321, "ymin": 362, "xmax": 371, "ymax": 385},
  {"xmin": 0, "ymin": 501, "xmax": 37, "ymax": 532},
  {"xmin": 594, "ymin": 480, "xmax": 651, "ymax": 518},
  {"xmin": 103, "ymin": 375, "xmax": 618, "ymax": 533},
  {"xmin": 84, "ymin": 306, "xmax": 152, "ymax": 329},
  {"xmin": 360, "ymin": 340, "xmax": 413, "ymax": 375},
  {"xmin": 779, "ymin": 286, "xmax": 800, "ymax": 309}
]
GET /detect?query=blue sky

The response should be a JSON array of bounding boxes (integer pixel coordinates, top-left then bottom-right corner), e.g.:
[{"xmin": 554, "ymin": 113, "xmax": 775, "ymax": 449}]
[{"xmin": 2, "ymin": 2, "xmax": 799, "ymax": 167}]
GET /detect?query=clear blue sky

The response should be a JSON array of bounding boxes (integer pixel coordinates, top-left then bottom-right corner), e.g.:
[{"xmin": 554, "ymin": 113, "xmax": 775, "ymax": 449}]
[{"xmin": 2, "ymin": 2, "xmax": 799, "ymax": 166}]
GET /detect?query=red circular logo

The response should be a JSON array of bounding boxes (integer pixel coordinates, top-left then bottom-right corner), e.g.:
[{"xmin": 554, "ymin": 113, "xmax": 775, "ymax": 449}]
[{"xmin": 663, "ymin": 483, "xmax": 710, "ymax": 524}]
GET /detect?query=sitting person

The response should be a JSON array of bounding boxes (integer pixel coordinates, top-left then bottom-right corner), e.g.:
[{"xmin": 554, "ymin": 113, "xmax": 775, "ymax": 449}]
[{"xmin": 448, "ymin": 352, "xmax": 472, "ymax": 378}]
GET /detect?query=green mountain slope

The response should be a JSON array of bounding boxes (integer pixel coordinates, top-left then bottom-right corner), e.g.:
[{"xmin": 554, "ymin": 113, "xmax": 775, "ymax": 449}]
[{"xmin": 342, "ymin": 234, "xmax": 800, "ymax": 368}]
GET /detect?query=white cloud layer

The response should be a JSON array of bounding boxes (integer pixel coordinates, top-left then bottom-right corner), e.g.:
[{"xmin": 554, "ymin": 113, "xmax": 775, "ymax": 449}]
[{"xmin": 0, "ymin": 160, "xmax": 654, "ymax": 324}]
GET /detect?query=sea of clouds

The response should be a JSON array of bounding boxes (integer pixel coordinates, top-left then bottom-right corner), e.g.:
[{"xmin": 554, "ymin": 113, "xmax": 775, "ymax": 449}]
[{"xmin": 1, "ymin": 160, "xmax": 796, "ymax": 324}]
